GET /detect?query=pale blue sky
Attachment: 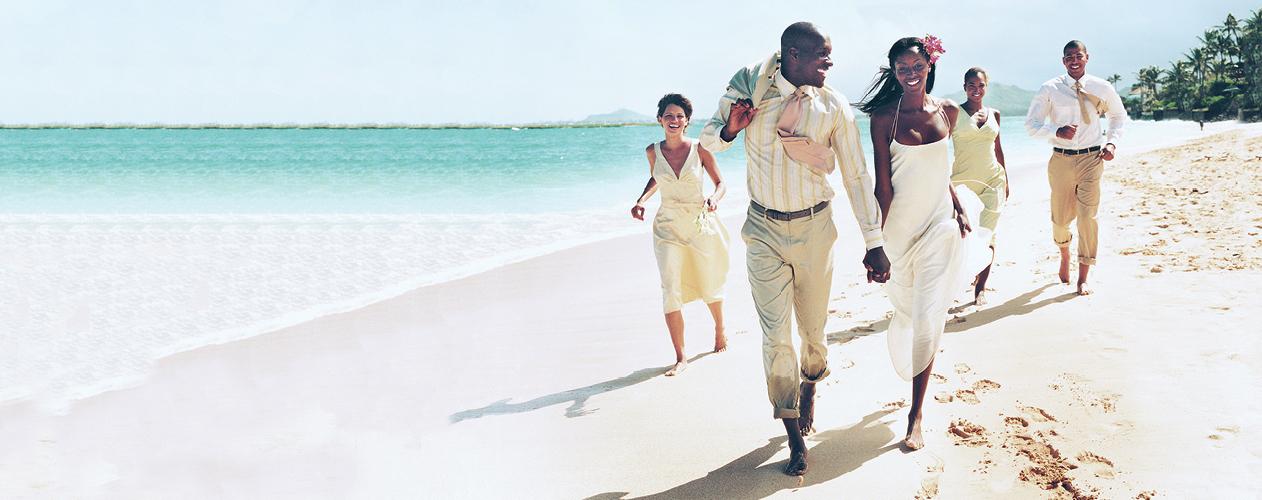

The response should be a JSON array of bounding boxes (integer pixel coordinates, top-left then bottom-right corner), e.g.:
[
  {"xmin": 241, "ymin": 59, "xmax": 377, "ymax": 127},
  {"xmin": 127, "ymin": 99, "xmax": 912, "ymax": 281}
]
[{"xmin": 0, "ymin": 1, "xmax": 1253, "ymax": 124}]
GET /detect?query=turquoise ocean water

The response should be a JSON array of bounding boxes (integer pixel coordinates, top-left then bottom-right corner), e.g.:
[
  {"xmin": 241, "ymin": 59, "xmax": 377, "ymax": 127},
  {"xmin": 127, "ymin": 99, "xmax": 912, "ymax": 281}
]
[{"xmin": 0, "ymin": 117, "xmax": 1209, "ymax": 407}]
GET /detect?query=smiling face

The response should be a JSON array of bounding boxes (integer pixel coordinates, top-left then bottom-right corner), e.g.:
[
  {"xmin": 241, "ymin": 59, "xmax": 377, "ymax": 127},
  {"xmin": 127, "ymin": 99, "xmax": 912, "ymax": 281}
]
[
  {"xmin": 1063, "ymin": 46, "xmax": 1088, "ymax": 79},
  {"xmin": 893, "ymin": 49, "xmax": 931, "ymax": 95},
  {"xmin": 658, "ymin": 104, "xmax": 688, "ymax": 137},
  {"xmin": 963, "ymin": 73, "xmax": 987, "ymax": 105},
  {"xmin": 785, "ymin": 35, "xmax": 833, "ymax": 88}
]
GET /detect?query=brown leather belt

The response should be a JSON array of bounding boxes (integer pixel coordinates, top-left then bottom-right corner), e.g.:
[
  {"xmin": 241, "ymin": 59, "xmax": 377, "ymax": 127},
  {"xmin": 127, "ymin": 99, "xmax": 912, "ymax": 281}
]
[{"xmin": 750, "ymin": 200, "xmax": 829, "ymax": 221}]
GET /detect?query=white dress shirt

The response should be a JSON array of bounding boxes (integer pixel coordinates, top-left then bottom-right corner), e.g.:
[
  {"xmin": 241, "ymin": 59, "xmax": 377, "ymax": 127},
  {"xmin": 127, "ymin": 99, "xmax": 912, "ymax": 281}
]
[
  {"xmin": 701, "ymin": 67, "xmax": 883, "ymax": 250},
  {"xmin": 1025, "ymin": 73, "xmax": 1128, "ymax": 150}
]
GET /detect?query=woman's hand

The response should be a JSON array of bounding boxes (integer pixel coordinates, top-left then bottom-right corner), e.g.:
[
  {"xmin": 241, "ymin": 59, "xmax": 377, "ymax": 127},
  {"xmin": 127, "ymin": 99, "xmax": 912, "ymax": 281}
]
[
  {"xmin": 955, "ymin": 210, "xmax": 972, "ymax": 238},
  {"xmin": 631, "ymin": 203, "xmax": 646, "ymax": 220},
  {"xmin": 704, "ymin": 197, "xmax": 718, "ymax": 212}
]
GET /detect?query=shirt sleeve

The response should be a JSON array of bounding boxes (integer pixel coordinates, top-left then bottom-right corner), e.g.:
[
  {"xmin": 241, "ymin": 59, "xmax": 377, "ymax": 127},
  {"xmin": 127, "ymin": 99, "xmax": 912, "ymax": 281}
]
[
  {"xmin": 699, "ymin": 88, "xmax": 742, "ymax": 153},
  {"xmin": 1025, "ymin": 84, "xmax": 1057, "ymax": 139},
  {"xmin": 1103, "ymin": 84, "xmax": 1128, "ymax": 147},
  {"xmin": 830, "ymin": 106, "xmax": 884, "ymax": 250}
]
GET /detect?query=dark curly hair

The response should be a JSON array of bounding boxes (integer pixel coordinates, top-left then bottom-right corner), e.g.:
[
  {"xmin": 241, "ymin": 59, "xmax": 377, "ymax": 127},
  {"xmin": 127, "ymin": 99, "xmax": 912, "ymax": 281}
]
[
  {"xmin": 856, "ymin": 37, "xmax": 937, "ymax": 115},
  {"xmin": 656, "ymin": 93, "xmax": 693, "ymax": 119}
]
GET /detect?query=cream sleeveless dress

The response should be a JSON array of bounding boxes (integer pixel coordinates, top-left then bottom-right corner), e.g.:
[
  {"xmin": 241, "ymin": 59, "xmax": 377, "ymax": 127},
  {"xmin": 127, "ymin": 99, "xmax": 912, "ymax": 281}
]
[
  {"xmin": 652, "ymin": 141, "xmax": 730, "ymax": 313},
  {"xmin": 950, "ymin": 106, "xmax": 1007, "ymax": 239},
  {"xmin": 883, "ymin": 103, "xmax": 990, "ymax": 380}
]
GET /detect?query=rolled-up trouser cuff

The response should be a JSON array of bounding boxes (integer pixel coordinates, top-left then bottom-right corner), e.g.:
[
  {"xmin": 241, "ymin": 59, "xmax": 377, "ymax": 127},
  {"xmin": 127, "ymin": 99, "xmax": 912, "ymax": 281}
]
[
  {"xmin": 774, "ymin": 407, "xmax": 800, "ymax": 419},
  {"xmin": 801, "ymin": 366, "xmax": 829, "ymax": 384},
  {"xmin": 1079, "ymin": 256, "xmax": 1097, "ymax": 266}
]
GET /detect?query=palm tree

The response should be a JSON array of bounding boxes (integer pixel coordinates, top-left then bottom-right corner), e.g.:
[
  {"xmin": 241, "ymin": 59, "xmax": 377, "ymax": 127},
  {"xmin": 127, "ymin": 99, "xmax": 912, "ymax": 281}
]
[
  {"xmin": 1165, "ymin": 62, "xmax": 1191, "ymax": 112},
  {"xmin": 1222, "ymin": 14, "xmax": 1242, "ymax": 65},
  {"xmin": 1107, "ymin": 74, "xmax": 1122, "ymax": 92},
  {"xmin": 1135, "ymin": 66, "xmax": 1163, "ymax": 113},
  {"xmin": 1186, "ymin": 48, "xmax": 1208, "ymax": 101}
]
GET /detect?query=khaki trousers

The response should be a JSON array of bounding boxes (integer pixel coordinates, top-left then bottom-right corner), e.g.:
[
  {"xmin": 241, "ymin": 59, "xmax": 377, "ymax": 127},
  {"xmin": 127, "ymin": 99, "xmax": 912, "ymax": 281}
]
[
  {"xmin": 1048, "ymin": 152, "xmax": 1103, "ymax": 266},
  {"xmin": 742, "ymin": 204, "xmax": 835, "ymax": 419}
]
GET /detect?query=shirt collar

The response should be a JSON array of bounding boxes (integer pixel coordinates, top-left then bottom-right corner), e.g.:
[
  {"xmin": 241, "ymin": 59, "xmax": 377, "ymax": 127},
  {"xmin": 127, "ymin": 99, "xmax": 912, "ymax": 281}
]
[{"xmin": 774, "ymin": 70, "xmax": 816, "ymax": 98}]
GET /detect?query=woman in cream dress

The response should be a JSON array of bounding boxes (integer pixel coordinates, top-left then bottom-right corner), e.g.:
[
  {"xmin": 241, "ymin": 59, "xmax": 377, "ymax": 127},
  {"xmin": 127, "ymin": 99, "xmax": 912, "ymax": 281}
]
[
  {"xmin": 861, "ymin": 37, "xmax": 990, "ymax": 450},
  {"xmin": 951, "ymin": 67, "xmax": 1009, "ymax": 305},
  {"xmin": 631, "ymin": 93, "xmax": 730, "ymax": 376}
]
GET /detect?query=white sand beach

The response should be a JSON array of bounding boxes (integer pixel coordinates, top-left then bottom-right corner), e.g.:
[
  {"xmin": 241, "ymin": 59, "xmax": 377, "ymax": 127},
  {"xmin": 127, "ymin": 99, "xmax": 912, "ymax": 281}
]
[{"xmin": 2, "ymin": 124, "xmax": 1260, "ymax": 499}]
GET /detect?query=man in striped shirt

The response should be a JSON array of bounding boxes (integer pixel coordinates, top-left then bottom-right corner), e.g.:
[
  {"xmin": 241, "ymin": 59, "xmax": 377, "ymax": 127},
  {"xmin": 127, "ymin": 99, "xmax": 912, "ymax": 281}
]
[{"xmin": 701, "ymin": 21, "xmax": 890, "ymax": 476}]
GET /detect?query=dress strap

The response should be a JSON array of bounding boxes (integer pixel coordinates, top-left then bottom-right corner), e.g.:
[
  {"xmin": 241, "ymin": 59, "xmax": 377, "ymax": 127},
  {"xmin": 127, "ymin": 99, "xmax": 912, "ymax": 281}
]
[{"xmin": 889, "ymin": 95, "xmax": 902, "ymax": 146}]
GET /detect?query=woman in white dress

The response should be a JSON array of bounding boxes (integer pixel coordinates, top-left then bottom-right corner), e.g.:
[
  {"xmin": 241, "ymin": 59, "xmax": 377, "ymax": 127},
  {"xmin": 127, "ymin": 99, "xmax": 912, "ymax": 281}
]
[
  {"xmin": 631, "ymin": 94, "xmax": 730, "ymax": 376},
  {"xmin": 859, "ymin": 37, "xmax": 988, "ymax": 450}
]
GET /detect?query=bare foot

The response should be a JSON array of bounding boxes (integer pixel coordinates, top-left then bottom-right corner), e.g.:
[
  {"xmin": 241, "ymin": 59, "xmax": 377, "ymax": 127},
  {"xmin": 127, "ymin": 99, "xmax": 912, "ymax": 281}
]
[
  {"xmin": 798, "ymin": 382, "xmax": 817, "ymax": 436},
  {"xmin": 903, "ymin": 414, "xmax": 925, "ymax": 450},
  {"xmin": 974, "ymin": 290, "xmax": 988, "ymax": 306},
  {"xmin": 665, "ymin": 360, "xmax": 687, "ymax": 376},
  {"xmin": 1077, "ymin": 281, "xmax": 1093, "ymax": 296},
  {"xmin": 784, "ymin": 448, "xmax": 808, "ymax": 476},
  {"xmin": 1058, "ymin": 248, "xmax": 1071, "ymax": 284},
  {"xmin": 713, "ymin": 327, "xmax": 727, "ymax": 353}
]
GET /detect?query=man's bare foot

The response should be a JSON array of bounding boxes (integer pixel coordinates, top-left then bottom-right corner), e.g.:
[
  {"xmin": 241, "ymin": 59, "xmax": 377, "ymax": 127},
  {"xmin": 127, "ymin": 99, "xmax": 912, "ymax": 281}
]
[
  {"xmin": 1058, "ymin": 248, "xmax": 1071, "ymax": 284},
  {"xmin": 713, "ymin": 328, "xmax": 727, "ymax": 353},
  {"xmin": 784, "ymin": 448, "xmax": 808, "ymax": 476},
  {"xmin": 665, "ymin": 360, "xmax": 687, "ymax": 376},
  {"xmin": 1077, "ymin": 281, "xmax": 1093, "ymax": 296},
  {"xmin": 798, "ymin": 382, "xmax": 817, "ymax": 436},
  {"xmin": 903, "ymin": 414, "xmax": 925, "ymax": 450},
  {"xmin": 974, "ymin": 290, "xmax": 988, "ymax": 306}
]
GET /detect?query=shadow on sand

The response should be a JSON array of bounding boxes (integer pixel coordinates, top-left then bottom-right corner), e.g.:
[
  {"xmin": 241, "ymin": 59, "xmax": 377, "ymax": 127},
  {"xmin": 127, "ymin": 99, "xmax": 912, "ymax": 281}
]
[
  {"xmin": 586, "ymin": 409, "xmax": 900, "ymax": 499},
  {"xmin": 450, "ymin": 351, "xmax": 715, "ymax": 423}
]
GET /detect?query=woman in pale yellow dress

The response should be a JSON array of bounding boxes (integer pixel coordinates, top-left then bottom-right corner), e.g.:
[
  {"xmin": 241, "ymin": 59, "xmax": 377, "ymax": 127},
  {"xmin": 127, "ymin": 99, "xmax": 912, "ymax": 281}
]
[
  {"xmin": 630, "ymin": 93, "xmax": 730, "ymax": 376},
  {"xmin": 950, "ymin": 67, "xmax": 1010, "ymax": 305}
]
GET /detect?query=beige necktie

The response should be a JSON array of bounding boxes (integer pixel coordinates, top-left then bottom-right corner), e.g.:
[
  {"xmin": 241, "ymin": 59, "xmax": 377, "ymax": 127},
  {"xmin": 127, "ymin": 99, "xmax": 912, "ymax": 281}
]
[
  {"xmin": 777, "ymin": 88, "xmax": 835, "ymax": 175},
  {"xmin": 1073, "ymin": 80, "xmax": 1107, "ymax": 124}
]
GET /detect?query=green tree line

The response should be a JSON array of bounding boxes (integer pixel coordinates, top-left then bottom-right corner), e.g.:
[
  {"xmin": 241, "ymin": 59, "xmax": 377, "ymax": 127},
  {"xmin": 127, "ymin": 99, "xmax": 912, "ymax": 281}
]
[{"xmin": 1128, "ymin": 9, "xmax": 1262, "ymax": 121}]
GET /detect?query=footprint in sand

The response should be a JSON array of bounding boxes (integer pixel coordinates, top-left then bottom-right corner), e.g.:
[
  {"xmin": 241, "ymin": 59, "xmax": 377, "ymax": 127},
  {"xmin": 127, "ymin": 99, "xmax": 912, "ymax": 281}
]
[
  {"xmin": 930, "ymin": 373, "xmax": 948, "ymax": 384},
  {"xmin": 972, "ymin": 379, "xmax": 1001, "ymax": 393},
  {"xmin": 1019, "ymin": 405, "xmax": 1058, "ymax": 423},
  {"xmin": 955, "ymin": 389, "xmax": 980, "ymax": 405},
  {"xmin": 1004, "ymin": 416, "xmax": 1030, "ymax": 429},
  {"xmin": 1076, "ymin": 451, "xmax": 1116, "ymax": 479},
  {"xmin": 934, "ymin": 392, "xmax": 954, "ymax": 403},
  {"xmin": 883, "ymin": 399, "xmax": 909, "ymax": 410},
  {"xmin": 954, "ymin": 363, "xmax": 971, "ymax": 374},
  {"xmin": 947, "ymin": 419, "xmax": 989, "ymax": 447},
  {"xmin": 1208, "ymin": 425, "xmax": 1240, "ymax": 442}
]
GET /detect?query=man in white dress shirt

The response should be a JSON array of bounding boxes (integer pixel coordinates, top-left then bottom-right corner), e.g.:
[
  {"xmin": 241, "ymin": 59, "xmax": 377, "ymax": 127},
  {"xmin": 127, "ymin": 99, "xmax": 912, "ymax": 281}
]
[
  {"xmin": 700, "ymin": 22, "xmax": 890, "ymax": 476},
  {"xmin": 1025, "ymin": 40, "xmax": 1128, "ymax": 295}
]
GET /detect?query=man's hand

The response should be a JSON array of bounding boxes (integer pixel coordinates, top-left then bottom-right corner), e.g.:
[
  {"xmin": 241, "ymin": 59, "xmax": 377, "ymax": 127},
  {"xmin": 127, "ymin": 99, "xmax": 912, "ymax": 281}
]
[
  {"xmin": 1098, "ymin": 143, "xmax": 1116, "ymax": 161},
  {"xmin": 721, "ymin": 98, "xmax": 758, "ymax": 141},
  {"xmin": 1055, "ymin": 125, "xmax": 1078, "ymax": 140},
  {"xmin": 863, "ymin": 247, "xmax": 891, "ymax": 283}
]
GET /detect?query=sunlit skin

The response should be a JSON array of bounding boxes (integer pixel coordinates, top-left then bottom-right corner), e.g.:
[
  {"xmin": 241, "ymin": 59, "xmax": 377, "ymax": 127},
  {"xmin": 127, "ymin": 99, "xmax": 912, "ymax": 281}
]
[
  {"xmin": 1056, "ymin": 44, "xmax": 1116, "ymax": 295},
  {"xmin": 631, "ymin": 103, "xmax": 727, "ymax": 377},
  {"xmin": 869, "ymin": 47, "xmax": 967, "ymax": 452},
  {"xmin": 960, "ymin": 72, "xmax": 1009, "ymax": 305}
]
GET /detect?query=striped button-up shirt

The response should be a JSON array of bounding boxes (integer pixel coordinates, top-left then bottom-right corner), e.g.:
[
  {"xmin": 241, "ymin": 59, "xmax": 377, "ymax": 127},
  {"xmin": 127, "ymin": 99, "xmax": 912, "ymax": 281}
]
[{"xmin": 701, "ymin": 59, "xmax": 883, "ymax": 250}]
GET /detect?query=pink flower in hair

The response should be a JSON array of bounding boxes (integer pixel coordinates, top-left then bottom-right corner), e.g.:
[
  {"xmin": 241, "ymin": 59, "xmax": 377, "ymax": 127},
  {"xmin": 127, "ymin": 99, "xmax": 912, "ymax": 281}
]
[{"xmin": 920, "ymin": 34, "xmax": 946, "ymax": 65}]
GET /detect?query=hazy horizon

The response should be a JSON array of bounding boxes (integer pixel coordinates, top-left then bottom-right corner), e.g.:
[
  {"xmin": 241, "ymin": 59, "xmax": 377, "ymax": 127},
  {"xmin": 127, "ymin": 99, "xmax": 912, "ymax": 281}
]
[{"xmin": 1, "ymin": 1, "xmax": 1254, "ymax": 124}]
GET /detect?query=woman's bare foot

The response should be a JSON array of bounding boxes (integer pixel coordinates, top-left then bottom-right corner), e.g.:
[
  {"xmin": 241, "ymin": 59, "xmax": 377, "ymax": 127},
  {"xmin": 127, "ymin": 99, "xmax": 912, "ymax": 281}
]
[
  {"xmin": 798, "ymin": 382, "xmax": 817, "ymax": 436},
  {"xmin": 713, "ymin": 327, "xmax": 727, "ymax": 353},
  {"xmin": 665, "ymin": 360, "xmax": 687, "ymax": 376},
  {"xmin": 903, "ymin": 414, "xmax": 925, "ymax": 450},
  {"xmin": 974, "ymin": 290, "xmax": 988, "ymax": 306}
]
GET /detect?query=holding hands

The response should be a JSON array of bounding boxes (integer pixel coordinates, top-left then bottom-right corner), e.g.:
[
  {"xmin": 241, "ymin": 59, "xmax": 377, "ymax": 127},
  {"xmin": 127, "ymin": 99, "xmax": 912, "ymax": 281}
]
[{"xmin": 864, "ymin": 247, "xmax": 891, "ymax": 283}]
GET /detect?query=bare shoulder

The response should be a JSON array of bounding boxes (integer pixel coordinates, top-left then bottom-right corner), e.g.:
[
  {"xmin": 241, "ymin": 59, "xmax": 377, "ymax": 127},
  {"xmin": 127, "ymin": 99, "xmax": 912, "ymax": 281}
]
[
  {"xmin": 939, "ymin": 97, "xmax": 961, "ymax": 119},
  {"xmin": 645, "ymin": 142, "xmax": 657, "ymax": 154},
  {"xmin": 696, "ymin": 141, "xmax": 714, "ymax": 157}
]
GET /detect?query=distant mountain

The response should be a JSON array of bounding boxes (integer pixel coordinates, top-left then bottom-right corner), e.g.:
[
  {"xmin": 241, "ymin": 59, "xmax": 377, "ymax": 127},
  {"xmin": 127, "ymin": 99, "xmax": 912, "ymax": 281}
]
[
  {"xmin": 943, "ymin": 82, "xmax": 1037, "ymax": 116},
  {"xmin": 580, "ymin": 108, "xmax": 655, "ymax": 124}
]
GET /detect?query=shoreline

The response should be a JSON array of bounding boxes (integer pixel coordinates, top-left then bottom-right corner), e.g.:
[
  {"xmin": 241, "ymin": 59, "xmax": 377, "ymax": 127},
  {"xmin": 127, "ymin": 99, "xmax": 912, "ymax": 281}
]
[{"xmin": 2, "ymin": 124, "xmax": 1260, "ymax": 497}]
